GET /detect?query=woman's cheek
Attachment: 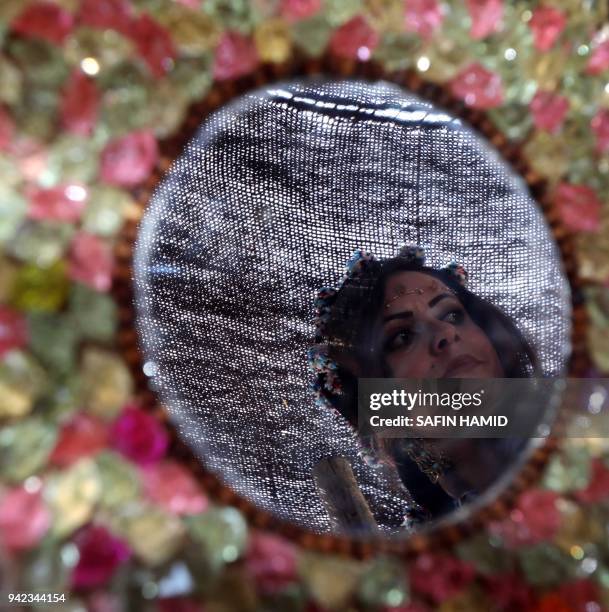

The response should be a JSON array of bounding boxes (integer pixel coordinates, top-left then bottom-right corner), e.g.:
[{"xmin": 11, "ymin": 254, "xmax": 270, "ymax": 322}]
[
  {"xmin": 466, "ymin": 328, "xmax": 504, "ymax": 377},
  {"xmin": 387, "ymin": 354, "xmax": 405, "ymax": 377}
]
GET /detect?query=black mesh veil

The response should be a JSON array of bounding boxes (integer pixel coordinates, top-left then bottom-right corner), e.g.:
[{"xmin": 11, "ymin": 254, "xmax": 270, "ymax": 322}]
[{"xmin": 134, "ymin": 78, "xmax": 572, "ymax": 534}]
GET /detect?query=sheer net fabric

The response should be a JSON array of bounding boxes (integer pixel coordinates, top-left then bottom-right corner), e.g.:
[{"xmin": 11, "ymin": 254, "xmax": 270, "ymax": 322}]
[{"xmin": 134, "ymin": 78, "xmax": 572, "ymax": 535}]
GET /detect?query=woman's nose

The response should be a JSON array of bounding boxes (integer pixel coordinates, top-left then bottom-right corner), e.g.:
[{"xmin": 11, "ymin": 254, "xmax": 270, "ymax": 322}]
[{"xmin": 430, "ymin": 320, "xmax": 459, "ymax": 354}]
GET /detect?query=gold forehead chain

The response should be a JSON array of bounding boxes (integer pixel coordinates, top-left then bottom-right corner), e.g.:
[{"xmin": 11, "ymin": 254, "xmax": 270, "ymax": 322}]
[{"xmin": 384, "ymin": 286, "xmax": 425, "ymax": 308}]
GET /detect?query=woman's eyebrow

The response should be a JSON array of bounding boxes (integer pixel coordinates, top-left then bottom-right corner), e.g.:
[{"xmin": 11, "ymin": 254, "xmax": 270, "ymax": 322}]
[
  {"xmin": 382, "ymin": 293, "xmax": 454, "ymax": 323},
  {"xmin": 383, "ymin": 311, "xmax": 413, "ymax": 323},
  {"xmin": 427, "ymin": 292, "xmax": 453, "ymax": 308}
]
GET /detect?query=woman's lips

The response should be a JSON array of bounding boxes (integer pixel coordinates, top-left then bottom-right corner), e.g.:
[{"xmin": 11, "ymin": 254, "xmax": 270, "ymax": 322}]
[{"xmin": 443, "ymin": 355, "xmax": 485, "ymax": 377}]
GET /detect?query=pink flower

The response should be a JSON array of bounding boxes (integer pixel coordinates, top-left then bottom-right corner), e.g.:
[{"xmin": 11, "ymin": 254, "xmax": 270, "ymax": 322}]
[
  {"xmin": 11, "ymin": 1, "xmax": 74, "ymax": 45},
  {"xmin": 451, "ymin": 62, "xmax": 503, "ymax": 109},
  {"xmin": 575, "ymin": 458, "xmax": 609, "ymax": 504},
  {"xmin": 243, "ymin": 532, "xmax": 298, "ymax": 595},
  {"xmin": 0, "ymin": 107, "xmax": 15, "ymax": 151},
  {"xmin": 68, "ymin": 232, "xmax": 113, "ymax": 292},
  {"xmin": 404, "ymin": 0, "xmax": 444, "ymax": 39},
  {"xmin": 0, "ymin": 307, "xmax": 28, "ymax": 358},
  {"xmin": 213, "ymin": 32, "xmax": 259, "ymax": 81},
  {"xmin": 488, "ymin": 489, "xmax": 562, "ymax": 548},
  {"xmin": 60, "ymin": 70, "xmax": 99, "ymax": 136},
  {"xmin": 128, "ymin": 14, "xmax": 176, "ymax": 79},
  {"xmin": 110, "ymin": 405, "xmax": 169, "ymax": 466},
  {"xmin": 140, "ymin": 460, "xmax": 208, "ymax": 515},
  {"xmin": 409, "ymin": 553, "xmax": 475, "ymax": 603},
  {"xmin": 591, "ymin": 108, "xmax": 609, "ymax": 153},
  {"xmin": 100, "ymin": 130, "xmax": 158, "ymax": 188},
  {"xmin": 483, "ymin": 572, "xmax": 536, "ymax": 611},
  {"xmin": 50, "ymin": 412, "xmax": 109, "ymax": 468},
  {"xmin": 555, "ymin": 182, "xmax": 602, "ymax": 233},
  {"xmin": 0, "ymin": 486, "xmax": 50, "ymax": 553},
  {"xmin": 586, "ymin": 39, "xmax": 609, "ymax": 76},
  {"xmin": 280, "ymin": 0, "xmax": 322, "ymax": 22},
  {"xmin": 529, "ymin": 90, "xmax": 569, "ymax": 133},
  {"xmin": 12, "ymin": 138, "xmax": 48, "ymax": 182},
  {"xmin": 77, "ymin": 0, "xmax": 133, "ymax": 36},
  {"xmin": 329, "ymin": 16, "xmax": 379, "ymax": 61},
  {"xmin": 86, "ymin": 591, "xmax": 123, "ymax": 612},
  {"xmin": 529, "ymin": 7, "xmax": 567, "ymax": 52},
  {"xmin": 70, "ymin": 524, "xmax": 131, "ymax": 590},
  {"xmin": 27, "ymin": 183, "xmax": 88, "ymax": 222},
  {"xmin": 466, "ymin": 0, "xmax": 503, "ymax": 40}
]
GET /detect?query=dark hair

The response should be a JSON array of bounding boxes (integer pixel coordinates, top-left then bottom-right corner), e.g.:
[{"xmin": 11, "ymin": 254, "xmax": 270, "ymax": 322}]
[{"xmin": 313, "ymin": 254, "xmax": 539, "ymax": 518}]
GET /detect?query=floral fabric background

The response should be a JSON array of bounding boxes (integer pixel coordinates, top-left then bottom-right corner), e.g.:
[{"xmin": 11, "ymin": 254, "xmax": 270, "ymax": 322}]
[{"xmin": 1, "ymin": 0, "xmax": 609, "ymax": 610}]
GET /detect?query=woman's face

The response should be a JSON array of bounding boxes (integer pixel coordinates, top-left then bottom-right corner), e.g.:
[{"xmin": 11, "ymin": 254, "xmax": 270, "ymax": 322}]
[{"xmin": 379, "ymin": 271, "xmax": 504, "ymax": 378}]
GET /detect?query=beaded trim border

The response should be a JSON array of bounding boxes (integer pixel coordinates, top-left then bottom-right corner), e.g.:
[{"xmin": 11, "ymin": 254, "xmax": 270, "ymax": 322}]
[{"xmin": 113, "ymin": 51, "xmax": 592, "ymax": 559}]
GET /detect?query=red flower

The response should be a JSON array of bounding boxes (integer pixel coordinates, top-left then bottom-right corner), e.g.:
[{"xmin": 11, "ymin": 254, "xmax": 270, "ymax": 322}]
[
  {"xmin": 100, "ymin": 130, "xmax": 158, "ymax": 188},
  {"xmin": 533, "ymin": 593, "xmax": 572, "ymax": 612},
  {"xmin": 329, "ymin": 16, "xmax": 379, "ymax": 61},
  {"xmin": 0, "ymin": 306, "xmax": 28, "ymax": 358},
  {"xmin": 305, "ymin": 603, "xmax": 330, "ymax": 612},
  {"xmin": 575, "ymin": 458, "xmax": 609, "ymax": 504},
  {"xmin": 586, "ymin": 40, "xmax": 609, "ymax": 76},
  {"xmin": 128, "ymin": 14, "xmax": 176, "ymax": 79},
  {"xmin": 70, "ymin": 524, "xmax": 131, "ymax": 590},
  {"xmin": 68, "ymin": 232, "xmax": 113, "ymax": 292},
  {"xmin": 110, "ymin": 404, "xmax": 169, "ymax": 465},
  {"xmin": 404, "ymin": 0, "xmax": 444, "ymax": 39},
  {"xmin": 557, "ymin": 579, "xmax": 602, "ymax": 612},
  {"xmin": 409, "ymin": 553, "xmax": 476, "ymax": 603},
  {"xmin": 140, "ymin": 460, "xmax": 208, "ymax": 515},
  {"xmin": 213, "ymin": 32, "xmax": 259, "ymax": 81},
  {"xmin": 483, "ymin": 572, "xmax": 536, "ymax": 611},
  {"xmin": 555, "ymin": 182, "xmax": 602, "ymax": 233},
  {"xmin": 27, "ymin": 183, "xmax": 88, "ymax": 222},
  {"xmin": 379, "ymin": 604, "xmax": 431, "ymax": 612},
  {"xmin": 488, "ymin": 489, "xmax": 562, "ymax": 548},
  {"xmin": 50, "ymin": 412, "xmax": 109, "ymax": 468},
  {"xmin": 11, "ymin": 1, "xmax": 74, "ymax": 46},
  {"xmin": 451, "ymin": 63, "xmax": 503, "ymax": 109},
  {"xmin": 529, "ymin": 7, "xmax": 567, "ymax": 52},
  {"xmin": 0, "ymin": 486, "xmax": 50, "ymax": 553},
  {"xmin": 243, "ymin": 532, "xmax": 298, "ymax": 595},
  {"xmin": 0, "ymin": 106, "xmax": 15, "ymax": 151},
  {"xmin": 77, "ymin": 0, "xmax": 133, "ymax": 36},
  {"xmin": 591, "ymin": 108, "xmax": 609, "ymax": 153},
  {"xmin": 157, "ymin": 598, "xmax": 206, "ymax": 612},
  {"xmin": 466, "ymin": 0, "xmax": 503, "ymax": 40},
  {"xmin": 60, "ymin": 70, "xmax": 99, "ymax": 136},
  {"xmin": 529, "ymin": 90, "xmax": 569, "ymax": 134},
  {"xmin": 280, "ymin": 0, "xmax": 322, "ymax": 22}
]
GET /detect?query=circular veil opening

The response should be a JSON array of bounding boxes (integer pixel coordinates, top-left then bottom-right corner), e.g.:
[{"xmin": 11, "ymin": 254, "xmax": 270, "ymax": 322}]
[{"xmin": 134, "ymin": 78, "xmax": 572, "ymax": 535}]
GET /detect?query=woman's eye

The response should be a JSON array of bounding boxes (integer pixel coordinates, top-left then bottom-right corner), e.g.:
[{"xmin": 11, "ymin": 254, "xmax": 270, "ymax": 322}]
[
  {"xmin": 385, "ymin": 329, "xmax": 415, "ymax": 352},
  {"xmin": 444, "ymin": 309, "xmax": 465, "ymax": 324}
]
